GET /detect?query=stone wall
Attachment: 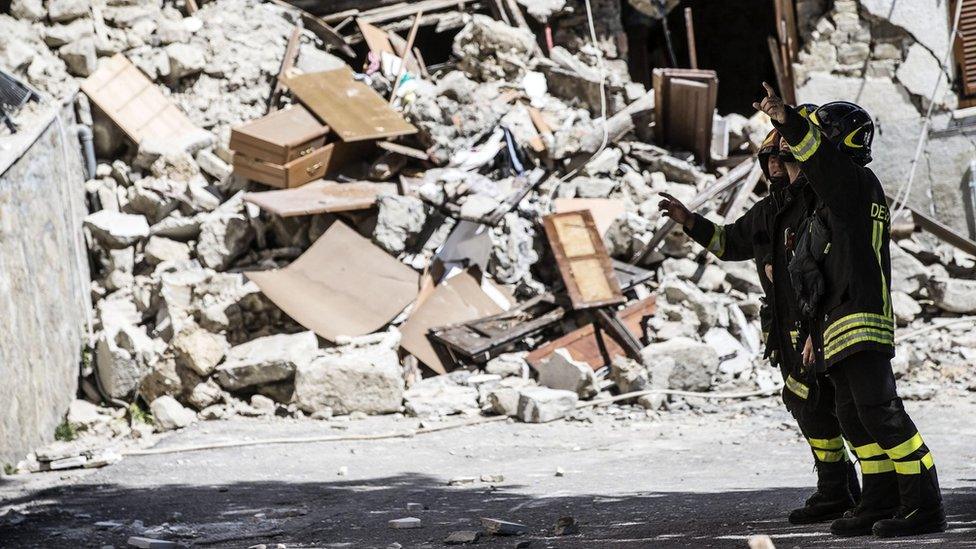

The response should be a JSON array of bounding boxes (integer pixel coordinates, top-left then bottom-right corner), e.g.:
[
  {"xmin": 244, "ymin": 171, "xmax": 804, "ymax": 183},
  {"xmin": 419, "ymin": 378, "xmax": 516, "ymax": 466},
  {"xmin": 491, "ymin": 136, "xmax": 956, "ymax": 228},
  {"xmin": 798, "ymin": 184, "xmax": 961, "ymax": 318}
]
[
  {"xmin": 0, "ymin": 104, "xmax": 90, "ymax": 466},
  {"xmin": 794, "ymin": 0, "xmax": 975, "ymax": 236}
]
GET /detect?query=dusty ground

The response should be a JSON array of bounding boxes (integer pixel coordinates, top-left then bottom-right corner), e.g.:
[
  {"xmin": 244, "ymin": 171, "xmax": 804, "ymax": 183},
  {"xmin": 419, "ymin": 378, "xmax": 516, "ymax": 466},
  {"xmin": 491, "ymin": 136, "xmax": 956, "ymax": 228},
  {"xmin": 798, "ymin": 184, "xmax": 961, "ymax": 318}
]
[{"xmin": 2, "ymin": 396, "xmax": 975, "ymax": 548}]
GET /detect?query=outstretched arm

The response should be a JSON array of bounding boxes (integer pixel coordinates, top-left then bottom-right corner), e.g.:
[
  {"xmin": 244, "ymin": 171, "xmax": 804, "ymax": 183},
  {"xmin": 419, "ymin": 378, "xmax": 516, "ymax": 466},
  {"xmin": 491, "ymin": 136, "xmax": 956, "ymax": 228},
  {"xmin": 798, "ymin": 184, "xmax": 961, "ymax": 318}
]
[{"xmin": 659, "ymin": 192, "xmax": 760, "ymax": 262}]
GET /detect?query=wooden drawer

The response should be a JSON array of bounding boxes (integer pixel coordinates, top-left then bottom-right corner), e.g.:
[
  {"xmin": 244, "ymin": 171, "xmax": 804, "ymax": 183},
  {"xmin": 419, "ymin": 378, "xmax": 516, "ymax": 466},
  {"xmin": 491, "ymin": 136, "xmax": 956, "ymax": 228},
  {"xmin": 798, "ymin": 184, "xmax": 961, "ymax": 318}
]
[
  {"xmin": 233, "ymin": 143, "xmax": 334, "ymax": 189},
  {"xmin": 229, "ymin": 105, "xmax": 329, "ymax": 165}
]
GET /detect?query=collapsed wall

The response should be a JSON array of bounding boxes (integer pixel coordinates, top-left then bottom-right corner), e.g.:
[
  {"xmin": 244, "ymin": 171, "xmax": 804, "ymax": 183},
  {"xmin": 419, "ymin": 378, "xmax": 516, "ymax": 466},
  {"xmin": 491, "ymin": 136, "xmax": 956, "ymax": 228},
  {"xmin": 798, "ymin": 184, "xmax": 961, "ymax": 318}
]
[
  {"xmin": 793, "ymin": 0, "xmax": 975, "ymax": 236},
  {"xmin": 0, "ymin": 103, "xmax": 90, "ymax": 466}
]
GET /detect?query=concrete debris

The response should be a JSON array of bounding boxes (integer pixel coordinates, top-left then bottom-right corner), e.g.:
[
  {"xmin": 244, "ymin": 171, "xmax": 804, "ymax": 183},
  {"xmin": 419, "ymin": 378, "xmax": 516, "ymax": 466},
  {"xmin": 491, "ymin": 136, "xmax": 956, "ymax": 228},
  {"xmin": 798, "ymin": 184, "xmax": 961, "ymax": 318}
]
[
  {"xmin": 6, "ymin": 0, "xmax": 971, "ymax": 479},
  {"xmin": 481, "ymin": 517, "xmax": 529, "ymax": 536},
  {"xmin": 445, "ymin": 530, "xmax": 482, "ymax": 544},
  {"xmin": 215, "ymin": 331, "xmax": 318, "ymax": 390},
  {"xmin": 388, "ymin": 517, "xmax": 422, "ymax": 529},
  {"xmin": 150, "ymin": 396, "xmax": 196, "ymax": 431},
  {"xmin": 517, "ymin": 387, "xmax": 578, "ymax": 423}
]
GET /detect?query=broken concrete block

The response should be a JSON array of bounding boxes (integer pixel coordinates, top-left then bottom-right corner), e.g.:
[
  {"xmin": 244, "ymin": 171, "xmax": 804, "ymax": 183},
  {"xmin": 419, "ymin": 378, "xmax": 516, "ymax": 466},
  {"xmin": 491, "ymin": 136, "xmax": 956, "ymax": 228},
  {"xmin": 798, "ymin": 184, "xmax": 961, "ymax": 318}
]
[
  {"xmin": 445, "ymin": 530, "xmax": 481, "ymax": 544},
  {"xmin": 150, "ymin": 395, "xmax": 196, "ymax": 431},
  {"xmin": 929, "ymin": 277, "xmax": 976, "ymax": 314},
  {"xmin": 640, "ymin": 337, "xmax": 718, "ymax": 392},
  {"xmin": 138, "ymin": 358, "xmax": 183, "ymax": 404},
  {"xmin": 609, "ymin": 355, "xmax": 649, "ymax": 394},
  {"xmin": 892, "ymin": 290, "xmax": 922, "ymax": 326},
  {"xmin": 59, "ymin": 37, "xmax": 97, "ymax": 76},
  {"xmin": 96, "ymin": 327, "xmax": 156, "ymax": 399},
  {"xmin": 448, "ymin": 476, "xmax": 477, "ymax": 486},
  {"xmin": 373, "ymin": 194, "xmax": 426, "ymax": 254},
  {"xmin": 487, "ymin": 387, "xmax": 521, "ymax": 417},
  {"xmin": 43, "ymin": 18, "xmax": 94, "ymax": 47},
  {"xmin": 66, "ymin": 399, "xmax": 104, "ymax": 428},
  {"xmin": 165, "ymin": 42, "xmax": 205, "ymax": 80},
  {"xmin": 553, "ymin": 516, "xmax": 579, "ymax": 536},
  {"xmin": 481, "ymin": 517, "xmax": 529, "ymax": 536},
  {"xmin": 186, "ymin": 378, "xmax": 223, "ymax": 410},
  {"xmin": 388, "ymin": 517, "xmax": 422, "ymax": 529},
  {"xmin": 485, "ymin": 352, "xmax": 527, "ymax": 377},
  {"xmin": 535, "ymin": 349, "xmax": 596, "ymax": 398},
  {"xmin": 85, "ymin": 210, "xmax": 150, "ymax": 249},
  {"xmin": 250, "ymin": 394, "xmax": 276, "ymax": 414},
  {"xmin": 517, "ymin": 387, "xmax": 578, "ymax": 423},
  {"xmin": 144, "ymin": 236, "xmax": 191, "ymax": 265},
  {"xmin": 49, "ymin": 455, "xmax": 88, "ymax": 470},
  {"xmin": 294, "ymin": 347, "xmax": 404, "ymax": 415},
  {"xmin": 890, "ymin": 244, "xmax": 930, "ymax": 296},
  {"xmin": 215, "ymin": 331, "xmax": 318, "ymax": 390},
  {"xmin": 195, "ymin": 149, "xmax": 233, "ymax": 184},
  {"xmin": 404, "ymin": 376, "xmax": 479, "ymax": 417},
  {"xmin": 171, "ymin": 326, "xmax": 229, "ymax": 376},
  {"xmin": 197, "ymin": 212, "xmax": 254, "ymax": 270},
  {"xmin": 127, "ymin": 536, "xmax": 179, "ymax": 549},
  {"xmin": 11, "ymin": 0, "xmax": 45, "ymax": 20},
  {"xmin": 47, "ymin": 0, "xmax": 90, "ymax": 23},
  {"xmin": 453, "ymin": 14, "xmax": 536, "ymax": 81}
]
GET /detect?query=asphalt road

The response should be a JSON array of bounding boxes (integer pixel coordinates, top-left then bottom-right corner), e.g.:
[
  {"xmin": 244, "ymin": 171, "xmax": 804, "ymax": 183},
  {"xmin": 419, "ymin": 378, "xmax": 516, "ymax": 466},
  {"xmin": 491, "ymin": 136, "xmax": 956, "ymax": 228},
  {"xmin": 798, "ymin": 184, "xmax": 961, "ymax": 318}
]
[{"xmin": 2, "ymin": 396, "xmax": 975, "ymax": 548}]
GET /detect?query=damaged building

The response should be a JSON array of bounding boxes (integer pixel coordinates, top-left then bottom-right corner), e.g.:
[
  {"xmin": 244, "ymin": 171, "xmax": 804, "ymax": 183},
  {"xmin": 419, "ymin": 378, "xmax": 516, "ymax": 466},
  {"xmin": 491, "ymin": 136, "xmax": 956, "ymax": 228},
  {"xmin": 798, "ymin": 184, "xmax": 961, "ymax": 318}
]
[{"xmin": 1, "ymin": 0, "xmax": 975, "ymax": 517}]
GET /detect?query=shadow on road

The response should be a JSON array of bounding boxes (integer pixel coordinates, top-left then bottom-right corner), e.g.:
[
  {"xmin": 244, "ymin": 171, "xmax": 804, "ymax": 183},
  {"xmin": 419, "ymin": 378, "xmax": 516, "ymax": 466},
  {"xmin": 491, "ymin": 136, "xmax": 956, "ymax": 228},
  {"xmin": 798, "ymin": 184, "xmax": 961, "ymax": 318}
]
[{"xmin": 2, "ymin": 474, "xmax": 974, "ymax": 548}]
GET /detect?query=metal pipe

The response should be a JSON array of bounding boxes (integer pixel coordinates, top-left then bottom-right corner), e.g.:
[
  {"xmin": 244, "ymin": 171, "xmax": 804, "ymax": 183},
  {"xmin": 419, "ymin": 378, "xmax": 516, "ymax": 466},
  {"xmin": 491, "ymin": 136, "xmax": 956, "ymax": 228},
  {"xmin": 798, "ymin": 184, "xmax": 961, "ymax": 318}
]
[{"xmin": 74, "ymin": 124, "xmax": 96, "ymax": 180}]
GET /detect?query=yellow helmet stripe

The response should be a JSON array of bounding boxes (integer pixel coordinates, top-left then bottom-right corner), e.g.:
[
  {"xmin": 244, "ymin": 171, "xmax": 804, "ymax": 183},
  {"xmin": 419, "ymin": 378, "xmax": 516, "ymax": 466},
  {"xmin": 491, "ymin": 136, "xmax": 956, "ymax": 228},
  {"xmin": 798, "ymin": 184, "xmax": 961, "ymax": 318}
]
[{"xmin": 843, "ymin": 128, "xmax": 864, "ymax": 148}]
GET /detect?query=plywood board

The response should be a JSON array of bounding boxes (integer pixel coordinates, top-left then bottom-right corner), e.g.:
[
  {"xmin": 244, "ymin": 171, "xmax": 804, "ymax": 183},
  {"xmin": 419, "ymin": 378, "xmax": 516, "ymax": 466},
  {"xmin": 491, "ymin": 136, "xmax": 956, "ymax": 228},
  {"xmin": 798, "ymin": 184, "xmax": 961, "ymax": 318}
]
[
  {"xmin": 526, "ymin": 296, "xmax": 656, "ymax": 371},
  {"xmin": 543, "ymin": 210, "xmax": 624, "ymax": 309},
  {"xmin": 244, "ymin": 181, "xmax": 396, "ymax": 217},
  {"xmin": 283, "ymin": 67, "xmax": 417, "ymax": 142},
  {"xmin": 553, "ymin": 198, "xmax": 626, "ymax": 236},
  {"xmin": 245, "ymin": 221, "xmax": 418, "ymax": 341},
  {"xmin": 80, "ymin": 54, "xmax": 203, "ymax": 145},
  {"xmin": 399, "ymin": 271, "xmax": 505, "ymax": 374}
]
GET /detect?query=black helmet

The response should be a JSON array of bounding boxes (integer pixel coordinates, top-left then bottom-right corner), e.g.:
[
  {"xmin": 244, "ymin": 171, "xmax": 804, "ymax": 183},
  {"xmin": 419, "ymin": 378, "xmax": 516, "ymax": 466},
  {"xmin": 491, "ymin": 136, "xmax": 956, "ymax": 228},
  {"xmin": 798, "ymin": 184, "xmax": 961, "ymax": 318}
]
[{"xmin": 810, "ymin": 101, "xmax": 873, "ymax": 165}]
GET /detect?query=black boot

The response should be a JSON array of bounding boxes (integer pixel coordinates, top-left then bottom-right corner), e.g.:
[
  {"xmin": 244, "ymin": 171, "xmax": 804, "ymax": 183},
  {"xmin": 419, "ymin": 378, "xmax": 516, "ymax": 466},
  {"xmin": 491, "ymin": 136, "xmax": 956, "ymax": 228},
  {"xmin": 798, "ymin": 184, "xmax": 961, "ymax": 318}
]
[
  {"xmin": 872, "ymin": 504, "xmax": 947, "ymax": 537},
  {"xmin": 789, "ymin": 461, "xmax": 858, "ymax": 524},
  {"xmin": 873, "ymin": 463, "xmax": 945, "ymax": 537},
  {"xmin": 830, "ymin": 471, "xmax": 898, "ymax": 536}
]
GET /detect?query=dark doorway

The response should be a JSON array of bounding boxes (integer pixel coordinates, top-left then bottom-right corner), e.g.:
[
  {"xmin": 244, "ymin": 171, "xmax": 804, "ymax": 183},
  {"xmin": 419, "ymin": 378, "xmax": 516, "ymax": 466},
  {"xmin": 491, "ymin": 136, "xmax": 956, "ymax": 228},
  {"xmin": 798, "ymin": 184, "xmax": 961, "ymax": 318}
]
[{"xmin": 624, "ymin": 0, "xmax": 781, "ymax": 115}]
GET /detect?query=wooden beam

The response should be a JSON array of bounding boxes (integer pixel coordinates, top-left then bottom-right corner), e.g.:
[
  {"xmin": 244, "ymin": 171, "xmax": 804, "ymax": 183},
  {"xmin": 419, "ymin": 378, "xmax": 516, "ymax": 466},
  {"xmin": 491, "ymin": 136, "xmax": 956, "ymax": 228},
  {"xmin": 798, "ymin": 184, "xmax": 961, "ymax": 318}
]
[
  {"xmin": 267, "ymin": 0, "xmax": 355, "ymax": 58},
  {"xmin": 684, "ymin": 7, "xmax": 698, "ymax": 69},
  {"xmin": 388, "ymin": 10, "xmax": 423, "ymax": 104},
  {"xmin": 629, "ymin": 158, "xmax": 756, "ymax": 264},
  {"xmin": 885, "ymin": 192, "xmax": 976, "ymax": 257},
  {"xmin": 267, "ymin": 22, "xmax": 303, "ymax": 113}
]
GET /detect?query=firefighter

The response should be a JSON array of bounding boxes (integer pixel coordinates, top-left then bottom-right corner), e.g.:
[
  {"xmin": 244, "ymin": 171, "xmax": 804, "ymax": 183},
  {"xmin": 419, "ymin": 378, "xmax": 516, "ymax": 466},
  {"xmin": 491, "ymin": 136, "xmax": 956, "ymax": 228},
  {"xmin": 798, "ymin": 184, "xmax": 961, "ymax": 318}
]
[
  {"xmin": 754, "ymin": 82, "xmax": 946, "ymax": 538},
  {"xmin": 657, "ymin": 122, "xmax": 859, "ymax": 525}
]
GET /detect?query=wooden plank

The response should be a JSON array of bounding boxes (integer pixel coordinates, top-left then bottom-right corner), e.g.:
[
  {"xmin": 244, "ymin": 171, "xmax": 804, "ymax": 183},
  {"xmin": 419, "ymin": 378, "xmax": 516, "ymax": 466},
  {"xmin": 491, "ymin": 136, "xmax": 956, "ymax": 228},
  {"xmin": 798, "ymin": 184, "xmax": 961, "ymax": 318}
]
[
  {"xmin": 630, "ymin": 158, "xmax": 756, "ymax": 264},
  {"xmin": 267, "ymin": 0, "xmax": 355, "ymax": 57},
  {"xmin": 684, "ymin": 7, "xmax": 698, "ymax": 69},
  {"xmin": 244, "ymin": 180, "xmax": 396, "ymax": 217},
  {"xmin": 543, "ymin": 210, "xmax": 625, "ymax": 310},
  {"xmin": 283, "ymin": 67, "xmax": 417, "ymax": 142},
  {"xmin": 268, "ymin": 23, "xmax": 304, "ymax": 113},
  {"xmin": 526, "ymin": 296, "xmax": 655, "ymax": 370},
  {"xmin": 388, "ymin": 10, "xmax": 423, "ymax": 104},
  {"xmin": 720, "ymin": 161, "xmax": 763, "ymax": 221},
  {"xmin": 80, "ymin": 54, "xmax": 202, "ymax": 145},
  {"xmin": 885, "ymin": 191, "xmax": 976, "ymax": 256},
  {"xmin": 376, "ymin": 140, "xmax": 429, "ymax": 160}
]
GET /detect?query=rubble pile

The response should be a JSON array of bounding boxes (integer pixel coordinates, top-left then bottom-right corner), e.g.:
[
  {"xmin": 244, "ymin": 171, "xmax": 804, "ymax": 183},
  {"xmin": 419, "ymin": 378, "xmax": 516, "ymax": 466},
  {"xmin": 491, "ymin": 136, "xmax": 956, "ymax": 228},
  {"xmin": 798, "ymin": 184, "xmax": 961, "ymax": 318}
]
[{"xmin": 2, "ymin": 0, "xmax": 976, "ymax": 472}]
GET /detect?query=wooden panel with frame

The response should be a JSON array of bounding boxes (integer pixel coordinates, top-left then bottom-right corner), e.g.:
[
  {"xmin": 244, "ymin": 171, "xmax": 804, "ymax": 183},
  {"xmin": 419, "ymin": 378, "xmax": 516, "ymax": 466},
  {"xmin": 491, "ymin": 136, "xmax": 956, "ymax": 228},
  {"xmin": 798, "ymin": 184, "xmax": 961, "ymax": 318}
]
[{"xmin": 542, "ymin": 210, "xmax": 625, "ymax": 310}]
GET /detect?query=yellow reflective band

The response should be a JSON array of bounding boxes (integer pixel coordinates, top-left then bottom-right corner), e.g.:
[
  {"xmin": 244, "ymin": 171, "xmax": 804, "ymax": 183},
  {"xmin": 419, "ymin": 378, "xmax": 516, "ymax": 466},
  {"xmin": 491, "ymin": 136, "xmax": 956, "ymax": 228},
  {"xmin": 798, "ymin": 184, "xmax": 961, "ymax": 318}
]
[
  {"xmin": 824, "ymin": 327, "xmax": 894, "ymax": 356},
  {"xmin": 809, "ymin": 111, "xmax": 820, "ymax": 125},
  {"xmin": 809, "ymin": 436, "xmax": 845, "ymax": 451},
  {"xmin": 860, "ymin": 459, "xmax": 896, "ymax": 474},
  {"xmin": 813, "ymin": 449, "xmax": 846, "ymax": 463},
  {"xmin": 825, "ymin": 321, "xmax": 894, "ymax": 348},
  {"xmin": 707, "ymin": 225, "xmax": 726, "ymax": 257},
  {"xmin": 824, "ymin": 331, "xmax": 895, "ymax": 360},
  {"xmin": 873, "ymin": 220, "xmax": 892, "ymax": 319},
  {"xmin": 789, "ymin": 330, "xmax": 799, "ymax": 346},
  {"xmin": 790, "ymin": 120, "xmax": 822, "ymax": 162},
  {"xmin": 785, "ymin": 375, "xmax": 809, "ymax": 400},
  {"xmin": 886, "ymin": 433, "xmax": 924, "ymax": 460},
  {"xmin": 843, "ymin": 128, "xmax": 864, "ymax": 148},
  {"xmin": 824, "ymin": 312, "xmax": 893, "ymax": 342},
  {"xmin": 893, "ymin": 453, "xmax": 934, "ymax": 475},
  {"xmin": 853, "ymin": 442, "xmax": 886, "ymax": 459}
]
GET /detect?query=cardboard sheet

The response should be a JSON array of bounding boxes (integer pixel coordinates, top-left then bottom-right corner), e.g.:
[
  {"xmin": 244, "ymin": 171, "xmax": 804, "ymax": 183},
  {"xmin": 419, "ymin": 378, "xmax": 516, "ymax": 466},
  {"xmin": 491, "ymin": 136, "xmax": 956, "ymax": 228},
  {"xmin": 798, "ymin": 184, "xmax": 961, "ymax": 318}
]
[
  {"xmin": 526, "ymin": 296, "xmax": 656, "ymax": 370},
  {"xmin": 81, "ymin": 54, "xmax": 204, "ymax": 145},
  {"xmin": 244, "ymin": 181, "xmax": 396, "ymax": 217},
  {"xmin": 553, "ymin": 198, "xmax": 626, "ymax": 236},
  {"xmin": 283, "ymin": 67, "xmax": 417, "ymax": 142},
  {"xmin": 399, "ymin": 271, "xmax": 506, "ymax": 374},
  {"xmin": 245, "ymin": 221, "xmax": 418, "ymax": 341}
]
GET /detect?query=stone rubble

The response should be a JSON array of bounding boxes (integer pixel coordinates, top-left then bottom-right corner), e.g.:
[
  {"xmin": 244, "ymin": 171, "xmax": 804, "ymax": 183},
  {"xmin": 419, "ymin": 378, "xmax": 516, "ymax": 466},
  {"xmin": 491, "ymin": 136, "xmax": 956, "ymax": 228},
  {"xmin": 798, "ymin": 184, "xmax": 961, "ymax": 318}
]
[{"xmin": 4, "ymin": 0, "xmax": 975, "ymax": 472}]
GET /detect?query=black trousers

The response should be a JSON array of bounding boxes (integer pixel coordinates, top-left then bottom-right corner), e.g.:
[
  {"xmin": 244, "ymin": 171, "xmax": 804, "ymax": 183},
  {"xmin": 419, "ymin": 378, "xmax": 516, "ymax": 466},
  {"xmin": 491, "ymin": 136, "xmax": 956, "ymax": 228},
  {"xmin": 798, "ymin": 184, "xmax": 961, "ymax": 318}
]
[
  {"xmin": 779, "ymin": 361, "xmax": 853, "ymax": 489},
  {"xmin": 828, "ymin": 351, "xmax": 942, "ymax": 510}
]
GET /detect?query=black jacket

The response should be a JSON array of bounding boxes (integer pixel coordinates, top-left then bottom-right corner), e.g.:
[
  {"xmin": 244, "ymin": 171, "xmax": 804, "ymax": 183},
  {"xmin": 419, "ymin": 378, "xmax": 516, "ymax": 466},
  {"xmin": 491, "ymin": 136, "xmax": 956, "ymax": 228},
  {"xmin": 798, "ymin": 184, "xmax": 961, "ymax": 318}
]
[
  {"xmin": 683, "ymin": 177, "xmax": 818, "ymax": 391},
  {"xmin": 774, "ymin": 106, "xmax": 895, "ymax": 368}
]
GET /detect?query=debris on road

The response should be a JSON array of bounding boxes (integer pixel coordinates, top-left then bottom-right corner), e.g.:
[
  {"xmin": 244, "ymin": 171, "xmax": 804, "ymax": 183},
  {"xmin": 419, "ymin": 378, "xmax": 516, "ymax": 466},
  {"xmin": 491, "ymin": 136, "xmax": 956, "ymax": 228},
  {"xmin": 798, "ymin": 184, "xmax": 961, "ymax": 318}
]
[{"xmin": 4, "ymin": 0, "xmax": 975, "ymax": 479}]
